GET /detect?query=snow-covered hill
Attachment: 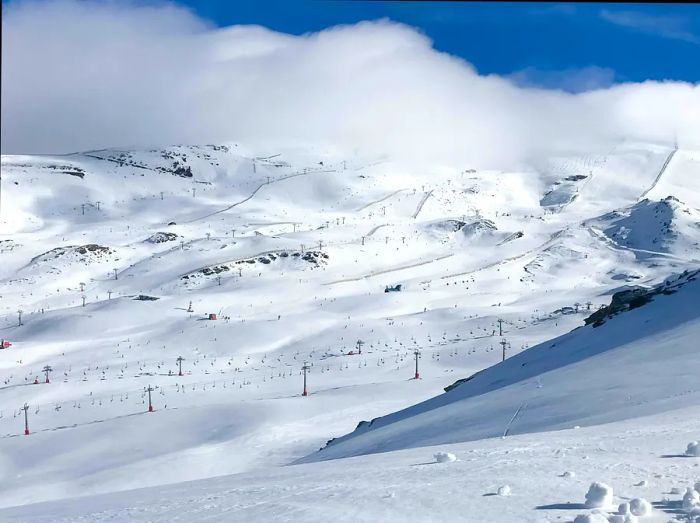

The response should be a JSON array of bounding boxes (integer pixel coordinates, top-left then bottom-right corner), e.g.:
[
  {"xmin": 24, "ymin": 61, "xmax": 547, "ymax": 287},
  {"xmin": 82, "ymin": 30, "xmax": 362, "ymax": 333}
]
[
  {"xmin": 303, "ymin": 269, "xmax": 700, "ymax": 462},
  {"xmin": 1, "ymin": 141, "xmax": 699, "ymax": 521}
]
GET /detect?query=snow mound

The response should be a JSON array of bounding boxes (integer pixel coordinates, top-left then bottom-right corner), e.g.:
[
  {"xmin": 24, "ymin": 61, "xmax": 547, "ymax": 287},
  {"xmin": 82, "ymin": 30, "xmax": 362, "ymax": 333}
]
[
  {"xmin": 683, "ymin": 487, "xmax": 700, "ymax": 512},
  {"xmin": 522, "ymin": 242, "xmax": 585, "ymax": 282},
  {"xmin": 433, "ymin": 451, "xmax": 456, "ymax": 463},
  {"xmin": 608, "ymin": 514, "xmax": 638, "ymax": 523},
  {"xmin": 628, "ymin": 498, "xmax": 651, "ymax": 517},
  {"xmin": 686, "ymin": 441, "xmax": 700, "ymax": 457},
  {"xmin": 497, "ymin": 485, "xmax": 511, "ymax": 496},
  {"xmin": 574, "ymin": 512, "xmax": 608, "ymax": 523},
  {"xmin": 585, "ymin": 482, "xmax": 614, "ymax": 509}
]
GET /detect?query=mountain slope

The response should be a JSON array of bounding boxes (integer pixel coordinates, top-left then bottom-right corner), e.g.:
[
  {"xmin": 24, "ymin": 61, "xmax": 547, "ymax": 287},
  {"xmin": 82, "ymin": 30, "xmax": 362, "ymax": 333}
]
[
  {"xmin": 1, "ymin": 141, "xmax": 699, "ymax": 513},
  {"xmin": 304, "ymin": 269, "xmax": 700, "ymax": 462}
]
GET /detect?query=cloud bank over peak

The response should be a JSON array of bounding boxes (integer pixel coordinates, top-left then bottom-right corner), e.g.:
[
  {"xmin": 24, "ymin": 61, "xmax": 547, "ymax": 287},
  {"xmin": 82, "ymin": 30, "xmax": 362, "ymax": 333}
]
[{"xmin": 2, "ymin": 0, "xmax": 699, "ymax": 169}]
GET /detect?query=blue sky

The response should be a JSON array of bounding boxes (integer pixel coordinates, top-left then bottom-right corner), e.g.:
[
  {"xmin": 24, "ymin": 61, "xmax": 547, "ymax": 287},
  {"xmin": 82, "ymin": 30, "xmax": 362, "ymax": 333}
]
[{"xmin": 179, "ymin": 1, "xmax": 700, "ymax": 90}]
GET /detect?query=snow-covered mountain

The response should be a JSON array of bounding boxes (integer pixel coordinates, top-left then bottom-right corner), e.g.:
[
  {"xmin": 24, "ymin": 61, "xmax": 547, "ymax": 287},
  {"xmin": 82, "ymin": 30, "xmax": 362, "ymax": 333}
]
[
  {"xmin": 303, "ymin": 268, "xmax": 700, "ymax": 461},
  {"xmin": 1, "ymin": 141, "xmax": 699, "ymax": 522}
]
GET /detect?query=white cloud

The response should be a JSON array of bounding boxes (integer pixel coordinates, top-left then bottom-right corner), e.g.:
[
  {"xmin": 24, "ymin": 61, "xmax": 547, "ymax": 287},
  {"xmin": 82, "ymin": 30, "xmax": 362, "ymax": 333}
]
[
  {"xmin": 2, "ymin": 0, "xmax": 700, "ymax": 169},
  {"xmin": 600, "ymin": 9, "xmax": 699, "ymax": 44},
  {"xmin": 509, "ymin": 66, "xmax": 617, "ymax": 93}
]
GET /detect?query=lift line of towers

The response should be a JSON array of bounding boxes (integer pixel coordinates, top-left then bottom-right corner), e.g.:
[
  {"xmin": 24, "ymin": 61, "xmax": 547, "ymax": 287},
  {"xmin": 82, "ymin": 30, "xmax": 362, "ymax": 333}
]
[{"xmin": 14, "ymin": 318, "xmax": 515, "ymax": 436}]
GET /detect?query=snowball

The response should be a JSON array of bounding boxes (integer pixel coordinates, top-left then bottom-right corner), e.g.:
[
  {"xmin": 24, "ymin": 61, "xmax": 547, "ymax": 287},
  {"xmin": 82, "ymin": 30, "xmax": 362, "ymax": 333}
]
[
  {"xmin": 585, "ymin": 482, "xmax": 614, "ymax": 508},
  {"xmin": 608, "ymin": 515, "xmax": 638, "ymax": 523},
  {"xmin": 573, "ymin": 513, "xmax": 608, "ymax": 523},
  {"xmin": 618, "ymin": 502, "xmax": 630, "ymax": 515},
  {"xmin": 434, "ymin": 451, "xmax": 456, "ymax": 463},
  {"xmin": 683, "ymin": 487, "xmax": 700, "ymax": 511},
  {"xmin": 629, "ymin": 498, "xmax": 651, "ymax": 517},
  {"xmin": 497, "ymin": 484, "xmax": 511, "ymax": 496},
  {"xmin": 687, "ymin": 441, "xmax": 700, "ymax": 457},
  {"xmin": 562, "ymin": 470, "xmax": 576, "ymax": 478}
]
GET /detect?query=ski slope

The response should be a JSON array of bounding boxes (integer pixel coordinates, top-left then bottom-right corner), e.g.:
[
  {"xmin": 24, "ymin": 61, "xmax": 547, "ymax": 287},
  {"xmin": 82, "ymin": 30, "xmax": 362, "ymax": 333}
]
[
  {"xmin": 2, "ymin": 406, "xmax": 699, "ymax": 522},
  {"xmin": 304, "ymin": 269, "xmax": 700, "ymax": 461},
  {"xmin": 1, "ymin": 141, "xmax": 699, "ymax": 520}
]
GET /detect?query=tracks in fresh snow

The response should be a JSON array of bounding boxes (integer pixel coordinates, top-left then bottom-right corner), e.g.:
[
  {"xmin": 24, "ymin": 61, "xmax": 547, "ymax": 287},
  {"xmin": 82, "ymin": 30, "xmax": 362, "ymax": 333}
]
[
  {"xmin": 439, "ymin": 229, "xmax": 568, "ymax": 282},
  {"xmin": 638, "ymin": 146, "xmax": 678, "ymax": 201},
  {"xmin": 356, "ymin": 189, "xmax": 407, "ymax": 212},
  {"xmin": 412, "ymin": 190, "xmax": 433, "ymax": 219},
  {"xmin": 365, "ymin": 224, "xmax": 389, "ymax": 237},
  {"xmin": 587, "ymin": 226, "xmax": 698, "ymax": 263},
  {"xmin": 326, "ymin": 228, "xmax": 569, "ymax": 286},
  {"xmin": 503, "ymin": 402, "xmax": 527, "ymax": 437},
  {"xmin": 183, "ymin": 168, "xmax": 336, "ymax": 224},
  {"xmin": 324, "ymin": 253, "xmax": 455, "ymax": 285}
]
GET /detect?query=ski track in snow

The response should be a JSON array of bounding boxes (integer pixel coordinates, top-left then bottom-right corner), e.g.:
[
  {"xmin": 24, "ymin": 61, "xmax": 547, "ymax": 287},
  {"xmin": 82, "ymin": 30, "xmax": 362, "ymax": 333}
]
[
  {"xmin": 638, "ymin": 146, "xmax": 678, "ymax": 201},
  {"xmin": 411, "ymin": 190, "xmax": 433, "ymax": 219},
  {"xmin": 183, "ymin": 167, "xmax": 337, "ymax": 224}
]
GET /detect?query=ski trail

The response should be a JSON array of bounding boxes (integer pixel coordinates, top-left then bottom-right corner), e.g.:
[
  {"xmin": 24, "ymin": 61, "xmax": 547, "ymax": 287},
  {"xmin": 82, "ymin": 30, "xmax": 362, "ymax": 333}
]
[
  {"xmin": 365, "ymin": 224, "xmax": 389, "ymax": 237},
  {"xmin": 412, "ymin": 190, "xmax": 433, "ymax": 219},
  {"xmin": 82, "ymin": 151, "xmax": 335, "ymax": 224},
  {"xmin": 439, "ymin": 229, "xmax": 568, "ymax": 281},
  {"xmin": 183, "ymin": 168, "xmax": 335, "ymax": 224},
  {"xmin": 638, "ymin": 146, "xmax": 677, "ymax": 201},
  {"xmin": 355, "ymin": 189, "xmax": 407, "ymax": 212},
  {"xmin": 81, "ymin": 153, "xmax": 153, "ymax": 172},
  {"xmin": 587, "ymin": 226, "xmax": 697, "ymax": 263},
  {"xmin": 325, "ymin": 253, "xmax": 455, "ymax": 285},
  {"xmin": 503, "ymin": 402, "xmax": 526, "ymax": 437},
  {"xmin": 551, "ymin": 142, "xmax": 620, "ymax": 213}
]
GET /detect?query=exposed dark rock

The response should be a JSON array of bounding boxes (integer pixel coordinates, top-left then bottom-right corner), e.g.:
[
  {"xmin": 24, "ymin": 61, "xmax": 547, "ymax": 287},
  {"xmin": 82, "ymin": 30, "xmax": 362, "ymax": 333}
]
[
  {"xmin": 585, "ymin": 268, "xmax": 699, "ymax": 327},
  {"xmin": 133, "ymin": 295, "xmax": 159, "ymax": 301},
  {"xmin": 146, "ymin": 232, "xmax": 178, "ymax": 244},
  {"xmin": 75, "ymin": 244, "xmax": 111, "ymax": 255},
  {"xmin": 183, "ymin": 250, "xmax": 329, "ymax": 282}
]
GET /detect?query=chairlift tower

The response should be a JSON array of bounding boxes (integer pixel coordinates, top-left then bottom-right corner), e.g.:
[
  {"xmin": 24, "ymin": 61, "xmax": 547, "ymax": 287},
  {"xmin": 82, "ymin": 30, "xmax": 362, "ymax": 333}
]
[
  {"xmin": 146, "ymin": 385, "xmax": 154, "ymax": 412},
  {"xmin": 500, "ymin": 338, "xmax": 510, "ymax": 362},
  {"xmin": 22, "ymin": 403, "xmax": 30, "ymax": 435},
  {"xmin": 302, "ymin": 362, "xmax": 310, "ymax": 396}
]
